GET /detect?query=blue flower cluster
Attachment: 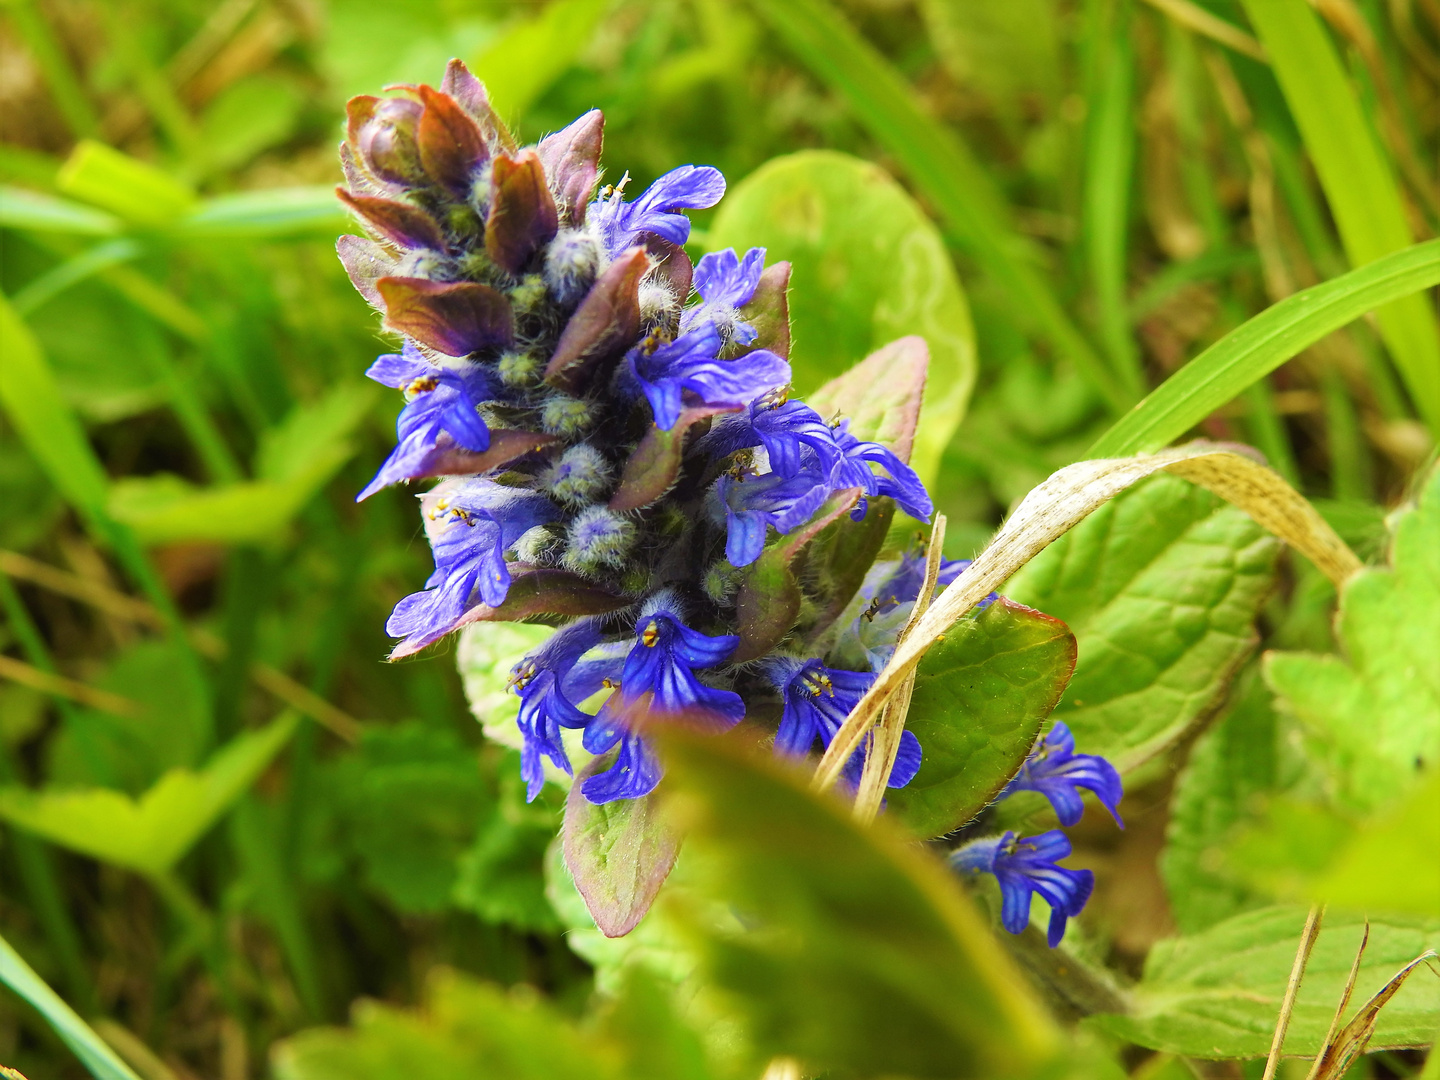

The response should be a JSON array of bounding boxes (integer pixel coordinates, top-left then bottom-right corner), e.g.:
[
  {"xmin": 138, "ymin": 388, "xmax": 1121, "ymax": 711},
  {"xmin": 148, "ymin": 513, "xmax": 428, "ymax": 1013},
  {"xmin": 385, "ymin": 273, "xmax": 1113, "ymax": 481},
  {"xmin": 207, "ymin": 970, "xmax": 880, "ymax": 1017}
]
[
  {"xmin": 948, "ymin": 722, "xmax": 1123, "ymax": 946},
  {"xmin": 338, "ymin": 62, "xmax": 933, "ymax": 806}
]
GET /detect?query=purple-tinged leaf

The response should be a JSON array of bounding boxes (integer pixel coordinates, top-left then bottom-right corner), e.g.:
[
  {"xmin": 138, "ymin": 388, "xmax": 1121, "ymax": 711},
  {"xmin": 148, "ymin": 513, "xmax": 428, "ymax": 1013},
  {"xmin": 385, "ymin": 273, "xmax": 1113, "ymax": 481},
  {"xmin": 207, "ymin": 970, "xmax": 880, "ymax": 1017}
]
[
  {"xmin": 345, "ymin": 95, "xmax": 379, "ymax": 148},
  {"xmin": 545, "ymin": 246, "xmax": 649, "ymax": 392},
  {"xmin": 563, "ymin": 752, "xmax": 681, "ymax": 937},
  {"xmin": 440, "ymin": 58, "xmax": 515, "ymax": 152},
  {"xmin": 732, "ymin": 487, "xmax": 862, "ymax": 663},
  {"xmin": 404, "ymin": 429, "xmax": 561, "ymax": 484},
  {"xmin": 486, "ymin": 151, "xmax": 560, "ymax": 274},
  {"xmin": 336, "ymin": 234, "xmax": 398, "ymax": 311},
  {"xmin": 417, "ymin": 84, "xmax": 488, "ymax": 192},
  {"xmin": 735, "ymin": 261, "xmax": 792, "ymax": 360},
  {"xmin": 536, "ymin": 109, "xmax": 604, "ymax": 226},
  {"xmin": 645, "ymin": 236, "xmax": 694, "ymax": 307},
  {"xmin": 806, "ymin": 335, "xmax": 929, "ymax": 462},
  {"xmin": 377, "ymin": 276, "xmax": 513, "ymax": 356},
  {"xmin": 336, "ymin": 189, "xmax": 447, "ymax": 252},
  {"xmin": 609, "ymin": 404, "xmax": 740, "ymax": 512}
]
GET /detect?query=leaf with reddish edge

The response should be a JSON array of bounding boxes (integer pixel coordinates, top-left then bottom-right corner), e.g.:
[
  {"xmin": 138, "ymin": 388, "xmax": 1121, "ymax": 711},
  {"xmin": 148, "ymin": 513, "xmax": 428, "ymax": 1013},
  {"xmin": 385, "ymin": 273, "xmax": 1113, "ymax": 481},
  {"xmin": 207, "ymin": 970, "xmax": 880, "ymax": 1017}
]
[
  {"xmin": 886, "ymin": 598, "xmax": 1077, "ymax": 839},
  {"xmin": 802, "ymin": 495, "xmax": 895, "ymax": 651},
  {"xmin": 609, "ymin": 404, "xmax": 740, "ymax": 512},
  {"xmin": 806, "ymin": 335, "xmax": 928, "ymax": 461},
  {"xmin": 536, "ymin": 109, "xmax": 604, "ymax": 226},
  {"xmin": 733, "ymin": 487, "xmax": 863, "ymax": 663},
  {"xmin": 486, "ymin": 151, "xmax": 560, "ymax": 274},
  {"xmin": 440, "ymin": 58, "xmax": 515, "ymax": 151},
  {"xmin": 545, "ymin": 247, "xmax": 649, "ymax": 392},
  {"xmin": 645, "ymin": 236, "xmax": 694, "ymax": 306},
  {"xmin": 377, "ymin": 277, "xmax": 513, "ymax": 356},
  {"xmin": 417, "ymin": 84, "xmax": 488, "ymax": 192},
  {"xmin": 563, "ymin": 748, "xmax": 681, "ymax": 937},
  {"xmin": 336, "ymin": 235, "xmax": 397, "ymax": 311},
  {"xmin": 336, "ymin": 189, "xmax": 447, "ymax": 252},
  {"xmin": 388, "ymin": 567, "xmax": 628, "ymax": 660},
  {"xmin": 735, "ymin": 261, "xmax": 792, "ymax": 360},
  {"xmin": 402, "ymin": 429, "xmax": 561, "ymax": 487}
]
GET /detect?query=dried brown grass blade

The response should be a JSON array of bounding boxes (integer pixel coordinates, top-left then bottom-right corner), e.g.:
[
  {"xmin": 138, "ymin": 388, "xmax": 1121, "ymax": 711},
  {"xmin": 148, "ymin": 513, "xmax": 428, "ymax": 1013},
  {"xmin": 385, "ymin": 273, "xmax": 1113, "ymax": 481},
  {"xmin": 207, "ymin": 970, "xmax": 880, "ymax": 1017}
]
[
  {"xmin": 1263, "ymin": 904, "xmax": 1326, "ymax": 1080},
  {"xmin": 1305, "ymin": 922, "xmax": 1370, "ymax": 1080},
  {"xmin": 1309, "ymin": 949, "xmax": 1440, "ymax": 1080}
]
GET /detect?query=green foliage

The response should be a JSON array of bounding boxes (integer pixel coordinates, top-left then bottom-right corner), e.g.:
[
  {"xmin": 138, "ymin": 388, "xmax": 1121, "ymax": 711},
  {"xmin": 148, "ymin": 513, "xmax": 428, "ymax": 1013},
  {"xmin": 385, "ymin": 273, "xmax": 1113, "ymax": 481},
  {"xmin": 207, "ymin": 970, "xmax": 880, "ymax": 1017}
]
[
  {"xmin": 1088, "ymin": 907, "xmax": 1440, "ymax": 1058},
  {"xmin": 1006, "ymin": 473, "xmax": 1280, "ymax": 771}
]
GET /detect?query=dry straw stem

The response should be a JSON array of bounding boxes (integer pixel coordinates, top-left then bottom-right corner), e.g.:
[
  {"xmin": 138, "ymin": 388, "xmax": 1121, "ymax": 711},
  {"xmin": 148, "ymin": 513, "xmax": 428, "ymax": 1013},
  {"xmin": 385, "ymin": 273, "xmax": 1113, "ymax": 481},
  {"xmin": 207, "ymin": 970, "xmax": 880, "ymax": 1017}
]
[
  {"xmin": 851, "ymin": 514, "xmax": 947, "ymax": 824},
  {"xmin": 1308, "ymin": 943, "xmax": 1440, "ymax": 1080},
  {"xmin": 1264, "ymin": 905, "xmax": 1327, "ymax": 1080},
  {"xmin": 812, "ymin": 444, "xmax": 1364, "ymax": 795},
  {"xmin": 0, "ymin": 654, "xmax": 145, "ymax": 718},
  {"xmin": 1140, "ymin": 0, "xmax": 1269, "ymax": 62},
  {"xmin": 1307, "ymin": 922, "xmax": 1369, "ymax": 1080},
  {"xmin": 0, "ymin": 549, "xmax": 362, "ymax": 743}
]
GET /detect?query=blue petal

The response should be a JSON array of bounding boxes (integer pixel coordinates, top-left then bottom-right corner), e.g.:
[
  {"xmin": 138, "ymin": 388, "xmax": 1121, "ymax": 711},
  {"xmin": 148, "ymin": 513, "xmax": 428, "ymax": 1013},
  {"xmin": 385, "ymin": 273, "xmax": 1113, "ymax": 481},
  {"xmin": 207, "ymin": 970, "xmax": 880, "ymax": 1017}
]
[{"xmin": 581, "ymin": 732, "xmax": 664, "ymax": 803}]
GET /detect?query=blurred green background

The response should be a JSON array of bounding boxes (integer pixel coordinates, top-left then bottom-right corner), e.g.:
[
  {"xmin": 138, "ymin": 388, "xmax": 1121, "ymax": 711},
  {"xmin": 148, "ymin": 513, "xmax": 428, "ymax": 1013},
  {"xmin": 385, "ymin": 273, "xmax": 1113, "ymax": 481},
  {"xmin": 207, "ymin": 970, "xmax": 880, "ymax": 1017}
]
[{"xmin": 0, "ymin": 0, "xmax": 1437, "ymax": 1076}]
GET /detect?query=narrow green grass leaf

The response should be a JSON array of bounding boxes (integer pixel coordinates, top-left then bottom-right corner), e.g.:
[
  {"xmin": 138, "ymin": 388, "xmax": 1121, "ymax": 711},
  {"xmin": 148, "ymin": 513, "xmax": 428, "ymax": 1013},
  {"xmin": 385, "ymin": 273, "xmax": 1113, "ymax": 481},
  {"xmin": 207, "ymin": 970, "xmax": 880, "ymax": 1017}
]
[
  {"xmin": 12, "ymin": 239, "xmax": 143, "ymax": 316},
  {"xmin": 1087, "ymin": 240, "xmax": 1440, "ymax": 457},
  {"xmin": 748, "ymin": 0, "xmax": 1129, "ymax": 412},
  {"xmin": 0, "ymin": 931, "xmax": 141, "ymax": 1080},
  {"xmin": 174, "ymin": 186, "xmax": 348, "ymax": 240},
  {"xmin": 472, "ymin": 0, "xmax": 609, "ymax": 123},
  {"xmin": 1242, "ymin": 0, "xmax": 1440, "ymax": 432},
  {"xmin": 0, "ymin": 185, "xmax": 122, "ymax": 235},
  {"xmin": 56, "ymin": 141, "xmax": 195, "ymax": 226}
]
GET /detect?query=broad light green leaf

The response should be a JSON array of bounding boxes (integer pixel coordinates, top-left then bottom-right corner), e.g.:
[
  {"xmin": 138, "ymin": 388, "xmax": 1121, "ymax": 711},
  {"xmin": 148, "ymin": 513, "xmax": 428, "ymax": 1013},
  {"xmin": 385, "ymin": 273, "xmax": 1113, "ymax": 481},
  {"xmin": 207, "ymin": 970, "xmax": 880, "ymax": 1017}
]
[
  {"xmin": 472, "ymin": 0, "xmax": 609, "ymax": 122},
  {"xmin": 0, "ymin": 184, "xmax": 122, "ymax": 234},
  {"xmin": 452, "ymin": 764, "xmax": 562, "ymax": 933},
  {"xmin": 56, "ymin": 140, "xmax": 195, "ymax": 226},
  {"xmin": 196, "ymin": 74, "xmax": 305, "ymax": 177},
  {"xmin": 175, "ymin": 187, "xmax": 348, "ymax": 240},
  {"xmin": 0, "ymin": 712, "xmax": 297, "ymax": 875},
  {"xmin": 0, "ymin": 931, "xmax": 141, "ymax": 1080},
  {"xmin": 1087, "ymin": 907, "xmax": 1440, "ymax": 1058},
  {"xmin": 657, "ymin": 728, "xmax": 1059, "ymax": 1079},
  {"xmin": 888, "ymin": 598, "xmax": 1077, "ymax": 840},
  {"xmin": 707, "ymin": 150, "xmax": 976, "ymax": 486},
  {"xmin": 1243, "ymin": 0, "xmax": 1440, "ymax": 433},
  {"xmin": 1264, "ymin": 466, "xmax": 1440, "ymax": 811},
  {"xmin": 747, "ymin": 0, "xmax": 1124, "ymax": 411},
  {"xmin": 1087, "ymin": 240, "xmax": 1440, "ymax": 458},
  {"xmin": 1005, "ymin": 473, "xmax": 1280, "ymax": 771}
]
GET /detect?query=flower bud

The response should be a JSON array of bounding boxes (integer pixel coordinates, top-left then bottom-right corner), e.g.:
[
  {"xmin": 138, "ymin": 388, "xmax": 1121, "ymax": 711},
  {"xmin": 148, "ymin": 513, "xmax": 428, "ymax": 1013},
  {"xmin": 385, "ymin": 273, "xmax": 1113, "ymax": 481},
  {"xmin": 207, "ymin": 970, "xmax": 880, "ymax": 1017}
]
[
  {"xmin": 357, "ymin": 98, "xmax": 424, "ymax": 185},
  {"xmin": 540, "ymin": 392, "xmax": 598, "ymax": 437},
  {"xmin": 544, "ymin": 444, "xmax": 613, "ymax": 506},
  {"xmin": 638, "ymin": 276, "xmax": 679, "ymax": 330},
  {"xmin": 543, "ymin": 229, "xmax": 601, "ymax": 306},
  {"xmin": 562, "ymin": 506, "xmax": 636, "ymax": 574}
]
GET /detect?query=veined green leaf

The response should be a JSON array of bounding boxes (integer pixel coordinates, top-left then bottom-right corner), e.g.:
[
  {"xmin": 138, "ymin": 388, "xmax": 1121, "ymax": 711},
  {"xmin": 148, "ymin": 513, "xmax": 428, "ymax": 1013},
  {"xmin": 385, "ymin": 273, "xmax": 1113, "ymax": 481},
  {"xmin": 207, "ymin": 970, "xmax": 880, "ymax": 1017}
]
[
  {"xmin": 0, "ymin": 184, "xmax": 122, "ymax": 234},
  {"xmin": 472, "ymin": 0, "xmax": 609, "ymax": 122},
  {"xmin": 174, "ymin": 186, "xmax": 348, "ymax": 239},
  {"xmin": 0, "ymin": 712, "xmax": 298, "ymax": 876},
  {"xmin": 748, "ymin": 0, "xmax": 1126, "ymax": 411},
  {"xmin": 1242, "ymin": 0, "xmax": 1440, "ymax": 432},
  {"xmin": 56, "ymin": 141, "xmax": 195, "ymax": 226},
  {"xmin": 0, "ymin": 931, "xmax": 141, "ymax": 1080},
  {"xmin": 1087, "ymin": 240, "xmax": 1440, "ymax": 457}
]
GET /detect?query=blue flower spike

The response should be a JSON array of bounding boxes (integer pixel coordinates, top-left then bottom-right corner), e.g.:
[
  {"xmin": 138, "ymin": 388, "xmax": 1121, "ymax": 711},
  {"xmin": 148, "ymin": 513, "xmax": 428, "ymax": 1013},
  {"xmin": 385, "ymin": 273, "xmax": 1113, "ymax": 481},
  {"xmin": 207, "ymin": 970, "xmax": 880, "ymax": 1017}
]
[
  {"xmin": 949, "ymin": 830, "xmax": 1095, "ymax": 947},
  {"xmin": 1002, "ymin": 722, "xmax": 1125, "ymax": 827}
]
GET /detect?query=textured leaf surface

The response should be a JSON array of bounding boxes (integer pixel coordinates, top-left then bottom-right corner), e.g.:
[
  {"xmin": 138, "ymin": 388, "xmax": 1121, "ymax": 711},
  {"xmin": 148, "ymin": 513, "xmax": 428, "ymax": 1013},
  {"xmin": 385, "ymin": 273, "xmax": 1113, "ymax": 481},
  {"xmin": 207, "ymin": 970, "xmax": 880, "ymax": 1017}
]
[
  {"xmin": 1005, "ymin": 473, "xmax": 1280, "ymax": 771},
  {"xmin": 1087, "ymin": 907, "xmax": 1440, "ymax": 1058},
  {"xmin": 707, "ymin": 150, "xmax": 974, "ymax": 485},
  {"xmin": 806, "ymin": 334, "xmax": 927, "ymax": 462},
  {"xmin": 888, "ymin": 598, "xmax": 1077, "ymax": 839}
]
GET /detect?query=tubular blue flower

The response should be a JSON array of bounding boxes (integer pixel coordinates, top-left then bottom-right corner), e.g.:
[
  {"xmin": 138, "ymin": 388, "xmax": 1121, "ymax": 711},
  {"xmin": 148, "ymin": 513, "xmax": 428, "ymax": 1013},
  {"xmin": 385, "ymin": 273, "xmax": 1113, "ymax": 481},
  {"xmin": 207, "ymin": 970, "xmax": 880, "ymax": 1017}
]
[
  {"xmin": 833, "ymin": 552, "xmax": 986, "ymax": 672},
  {"xmin": 385, "ymin": 482, "xmax": 557, "ymax": 654},
  {"xmin": 358, "ymin": 341, "xmax": 493, "ymax": 501},
  {"xmin": 590, "ymin": 165, "xmax": 726, "ymax": 255},
  {"xmin": 581, "ymin": 596, "xmax": 743, "ymax": 803},
  {"xmin": 508, "ymin": 619, "xmax": 611, "ymax": 801},
  {"xmin": 682, "ymin": 246, "xmax": 766, "ymax": 344},
  {"xmin": 627, "ymin": 323, "xmax": 791, "ymax": 431},
  {"xmin": 715, "ymin": 468, "xmax": 832, "ymax": 567},
  {"xmin": 765, "ymin": 657, "xmax": 921, "ymax": 790},
  {"xmin": 832, "ymin": 422, "xmax": 933, "ymax": 521},
  {"xmin": 1000, "ymin": 722, "xmax": 1124, "ymax": 827},
  {"xmin": 949, "ymin": 830, "xmax": 1094, "ymax": 947}
]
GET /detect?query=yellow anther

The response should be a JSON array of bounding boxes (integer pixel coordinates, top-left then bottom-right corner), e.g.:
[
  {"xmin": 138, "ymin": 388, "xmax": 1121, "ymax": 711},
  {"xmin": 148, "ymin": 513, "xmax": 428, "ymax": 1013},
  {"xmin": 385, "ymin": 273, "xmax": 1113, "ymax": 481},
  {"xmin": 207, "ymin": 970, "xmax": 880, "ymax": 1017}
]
[{"xmin": 641, "ymin": 620, "xmax": 660, "ymax": 648}]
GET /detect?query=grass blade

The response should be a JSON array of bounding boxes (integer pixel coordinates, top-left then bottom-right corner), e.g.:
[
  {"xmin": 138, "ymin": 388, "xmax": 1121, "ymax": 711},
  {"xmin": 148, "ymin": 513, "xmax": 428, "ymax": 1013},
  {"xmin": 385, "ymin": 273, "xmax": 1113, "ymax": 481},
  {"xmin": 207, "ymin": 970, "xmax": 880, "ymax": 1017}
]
[
  {"xmin": 748, "ymin": 0, "xmax": 1129, "ymax": 412},
  {"xmin": 0, "ymin": 931, "xmax": 142, "ymax": 1080},
  {"xmin": 1242, "ymin": 0, "xmax": 1440, "ymax": 433},
  {"xmin": 1087, "ymin": 240, "xmax": 1440, "ymax": 457}
]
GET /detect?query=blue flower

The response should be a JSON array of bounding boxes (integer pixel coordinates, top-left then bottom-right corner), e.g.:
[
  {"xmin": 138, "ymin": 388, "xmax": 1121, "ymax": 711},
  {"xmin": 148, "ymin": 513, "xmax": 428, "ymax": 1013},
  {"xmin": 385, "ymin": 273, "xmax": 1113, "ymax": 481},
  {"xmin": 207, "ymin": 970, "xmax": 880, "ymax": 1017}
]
[
  {"xmin": 682, "ymin": 246, "xmax": 766, "ymax": 345},
  {"xmin": 715, "ymin": 469, "xmax": 832, "ymax": 567},
  {"xmin": 1000, "ymin": 723, "xmax": 1124, "ymax": 828},
  {"xmin": 590, "ymin": 165, "xmax": 726, "ymax": 255},
  {"xmin": 832, "ymin": 422, "xmax": 933, "ymax": 521},
  {"xmin": 948, "ymin": 830, "xmax": 1094, "ymax": 947},
  {"xmin": 834, "ymin": 552, "xmax": 982, "ymax": 672},
  {"xmin": 581, "ymin": 595, "xmax": 743, "ymax": 803},
  {"xmin": 508, "ymin": 619, "xmax": 612, "ymax": 801},
  {"xmin": 765, "ymin": 657, "xmax": 922, "ymax": 791},
  {"xmin": 385, "ymin": 481, "xmax": 557, "ymax": 654},
  {"xmin": 627, "ymin": 323, "xmax": 790, "ymax": 431},
  {"xmin": 358, "ymin": 341, "xmax": 493, "ymax": 501}
]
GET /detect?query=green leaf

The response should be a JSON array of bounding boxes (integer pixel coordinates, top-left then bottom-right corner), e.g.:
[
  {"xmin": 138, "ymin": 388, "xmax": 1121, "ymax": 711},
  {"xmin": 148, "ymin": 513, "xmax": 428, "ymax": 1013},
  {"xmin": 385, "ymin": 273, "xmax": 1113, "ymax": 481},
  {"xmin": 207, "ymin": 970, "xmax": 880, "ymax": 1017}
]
[
  {"xmin": 0, "ymin": 930, "xmax": 141, "ymax": 1080},
  {"xmin": 707, "ymin": 150, "xmax": 975, "ymax": 485},
  {"xmin": 804, "ymin": 335, "xmax": 928, "ymax": 463},
  {"xmin": 1263, "ymin": 467, "xmax": 1440, "ymax": 811},
  {"xmin": 0, "ymin": 713, "xmax": 298, "ymax": 875},
  {"xmin": 56, "ymin": 140, "xmax": 195, "ymax": 226},
  {"xmin": 1086, "ymin": 907, "xmax": 1440, "ymax": 1058},
  {"xmin": 472, "ymin": 0, "xmax": 609, "ymax": 122},
  {"xmin": 657, "ymin": 727, "xmax": 1060, "ymax": 1078},
  {"xmin": 887, "ymin": 597, "xmax": 1077, "ymax": 840},
  {"xmin": 748, "ymin": 0, "xmax": 1124, "ymax": 411},
  {"xmin": 1243, "ymin": 0, "xmax": 1440, "ymax": 433},
  {"xmin": 1087, "ymin": 240, "xmax": 1440, "ymax": 458},
  {"xmin": 255, "ymin": 383, "xmax": 376, "ymax": 483},
  {"xmin": 175, "ymin": 187, "xmax": 348, "ymax": 240},
  {"xmin": 0, "ymin": 184, "xmax": 122, "ymax": 235},
  {"xmin": 196, "ymin": 74, "xmax": 305, "ymax": 176},
  {"xmin": 1004, "ymin": 473, "xmax": 1280, "ymax": 771}
]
